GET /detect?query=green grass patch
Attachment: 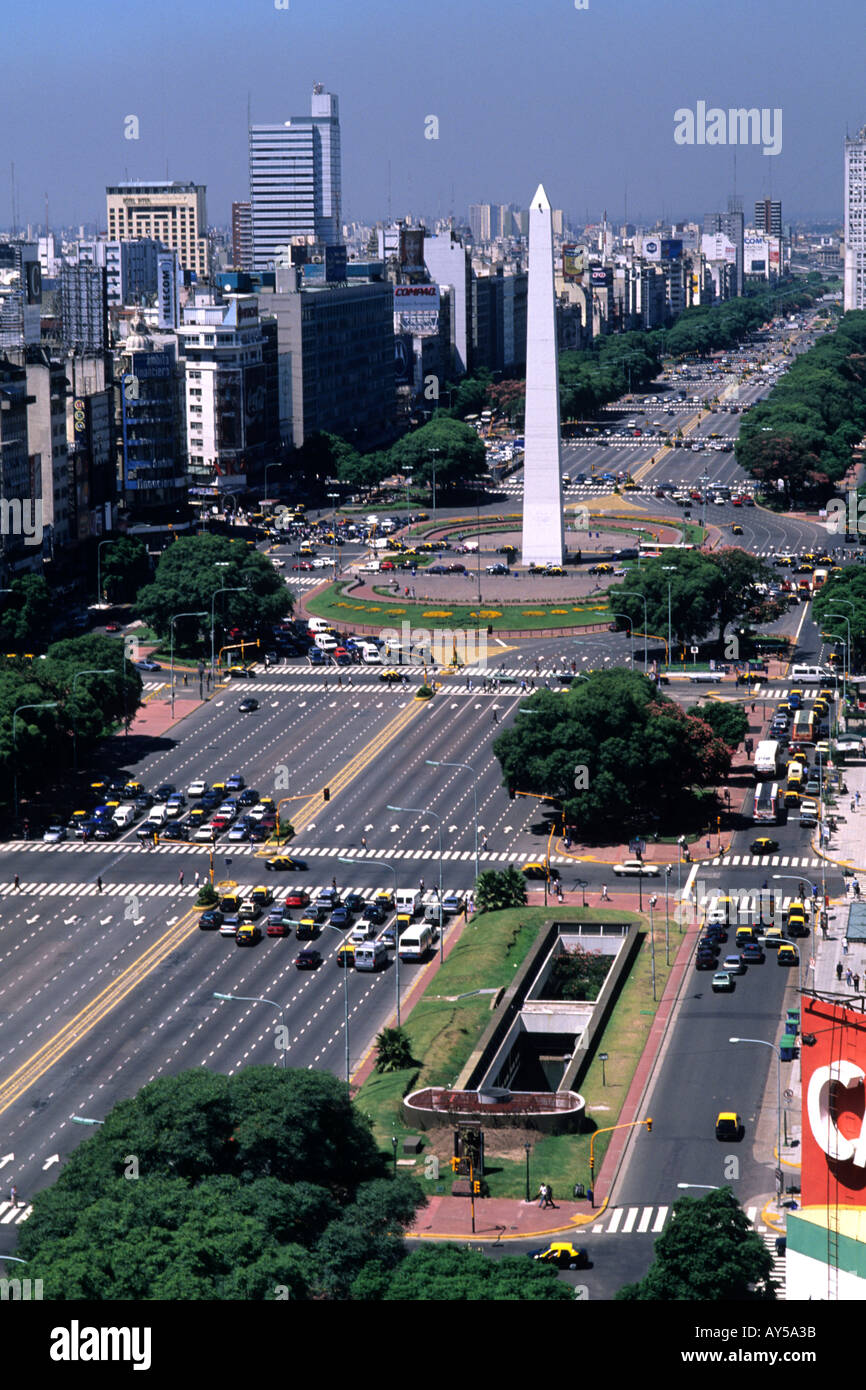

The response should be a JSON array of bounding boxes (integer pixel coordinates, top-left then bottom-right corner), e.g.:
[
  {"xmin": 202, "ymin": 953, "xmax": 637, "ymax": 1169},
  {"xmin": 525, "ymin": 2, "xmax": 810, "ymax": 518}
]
[
  {"xmin": 307, "ymin": 582, "xmax": 612, "ymax": 633},
  {"xmin": 356, "ymin": 904, "xmax": 679, "ymax": 1198}
]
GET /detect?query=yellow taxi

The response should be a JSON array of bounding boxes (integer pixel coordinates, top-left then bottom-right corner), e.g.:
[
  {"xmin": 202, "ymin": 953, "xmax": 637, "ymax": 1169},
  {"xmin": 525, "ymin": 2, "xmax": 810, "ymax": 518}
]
[
  {"xmin": 236, "ymin": 923, "xmax": 261, "ymax": 947},
  {"xmin": 374, "ymin": 888, "xmax": 395, "ymax": 909},
  {"xmin": 731, "ymin": 523, "xmax": 744, "ymax": 535},
  {"xmin": 715, "ymin": 1112, "xmax": 743, "ymax": 1141},
  {"xmin": 778, "ymin": 942, "xmax": 799, "ymax": 966},
  {"xmin": 337, "ymin": 941, "xmax": 356, "ymax": 968},
  {"xmin": 251, "ymin": 885, "xmax": 274, "ymax": 907}
]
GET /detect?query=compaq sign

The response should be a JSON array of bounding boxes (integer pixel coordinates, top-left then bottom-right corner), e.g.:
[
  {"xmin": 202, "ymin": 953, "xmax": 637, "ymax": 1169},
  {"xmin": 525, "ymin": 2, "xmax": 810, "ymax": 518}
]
[{"xmin": 801, "ymin": 997, "xmax": 866, "ymax": 1204}]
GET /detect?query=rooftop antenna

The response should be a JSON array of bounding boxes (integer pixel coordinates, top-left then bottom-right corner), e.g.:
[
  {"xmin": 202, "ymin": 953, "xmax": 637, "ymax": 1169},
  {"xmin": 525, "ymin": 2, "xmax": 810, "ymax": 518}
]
[
  {"xmin": 10, "ymin": 161, "xmax": 17, "ymax": 237},
  {"xmin": 387, "ymin": 159, "xmax": 392, "ymax": 225}
]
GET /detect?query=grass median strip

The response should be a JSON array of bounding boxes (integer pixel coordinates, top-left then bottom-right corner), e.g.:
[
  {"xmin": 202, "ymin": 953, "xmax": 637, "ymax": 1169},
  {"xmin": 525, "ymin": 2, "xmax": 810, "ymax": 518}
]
[{"xmin": 356, "ymin": 904, "xmax": 678, "ymax": 1199}]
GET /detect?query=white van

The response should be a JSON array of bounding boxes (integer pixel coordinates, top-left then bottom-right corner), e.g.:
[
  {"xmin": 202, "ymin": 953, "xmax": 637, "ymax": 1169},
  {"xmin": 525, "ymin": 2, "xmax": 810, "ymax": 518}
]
[
  {"xmin": 791, "ymin": 664, "xmax": 831, "ymax": 682},
  {"xmin": 147, "ymin": 804, "xmax": 168, "ymax": 826},
  {"xmin": 314, "ymin": 633, "xmax": 338, "ymax": 652},
  {"xmin": 308, "ymin": 617, "xmax": 334, "ymax": 634},
  {"xmin": 395, "ymin": 888, "xmax": 421, "ymax": 918},
  {"xmin": 398, "ymin": 922, "xmax": 434, "ymax": 961},
  {"xmin": 754, "ymin": 740, "xmax": 780, "ymax": 778},
  {"xmin": 112, "ymin": 803, "xmax": 136, "ymax": 829},
  {"xmin": 361, "ymin": 642, "xmax": 382, "ymax": 664},
  {"xmin": 355, "ymin": 940, "xmax": 389, "ymax": 971}
]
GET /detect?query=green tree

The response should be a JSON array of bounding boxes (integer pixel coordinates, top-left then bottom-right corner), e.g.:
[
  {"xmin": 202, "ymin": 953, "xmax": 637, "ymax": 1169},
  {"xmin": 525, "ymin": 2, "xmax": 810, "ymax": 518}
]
[
  {"xmin": 473, "ymin": 865, "xmax": 528, "ymax": 913},
  {"xmin": 0, "ymin": 575, "xmax": 52, "ymax": 649},
  {"xmin": 314, "ymin": 1177, "xmax": 423, "ymax": 1300},
  {"xmin": 616, "ymin": 1187, "xmax": 777, "ymax": 1300},
  {"xmin": 98, "ymin": 537, "xmax": 151, "ymax": 604},
  {"xmin": 354, "ymin": 1243, "xmax": 573, "ymax": 1301},
  {"xmin": 373, "ymin": 1026, "xmax": 415, "ymax": 1073},
  {"xmin": 387, "ymin": 418, "xmax": 487, "ymax": 492},
  {"xmin": 135, "ymin": 535, "xmax": 290, "ymax": 649},
  {"xmin": 493, "ymin": 670, "xmax": 733, "ymax": 840},
  {"xmin": 548, "ymin": 944, "xmax": 611, "ymax": 1001},
  {"xmin": 692, "ymin": 700, "xmax": 748, "ymax": 749},
  {"xmin": 813, "ymin": 566, "xmax": 866, "ymax": 666}
]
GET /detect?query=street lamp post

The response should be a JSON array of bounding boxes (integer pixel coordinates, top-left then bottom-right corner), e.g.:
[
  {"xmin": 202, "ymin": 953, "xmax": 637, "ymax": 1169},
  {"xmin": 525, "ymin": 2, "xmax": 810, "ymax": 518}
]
[
  {"xmin": 389, "ymin": 803, "xmax": 444, "ymax": 962},
  {"xmin": 210, "ymin": 585, "xmax": 247, "ymax": 682},
  {"xmin": 648, "ymin": 894, "xmax": 657, "ymax": 1001},
  {"xmin": 425, "ymin": 760, "xmax": 479, "ymax": 882},
  {"xmin": 610, "ymin": 612, "xmax": 635, "ymax": 668},
  {"xmin": 730, "ymin": 1036, "xmax": 783, "ymax": 1208},
  {"xmin": 617, "ymin": 590, "xmax": 649, "ymax": 673},
  {"xmin": 825, "ymin": 615, "xmax": 852, "ymax": 705},
  {"xmin": 72, "ymin": 669, "xmax": 114, "ymax": 774},
  {"xmin": 213, "ymin": 992, "xmax": 288, "ymax": 1068},
  {"xmin": 324, "ymin": 922, "xmax": 352, "ymax": 1089},
  {"xmin": 170, "ymin": 611, "xmax": 207, "ymax": 718},
  {"xmin": 429, "ymin": 448, "xmax": 439, "ymax": 531},
  {"xmin": 662, "ymin": 566, "xmax": 677, "ymax": 673},
  {"xmin": 339, "ymin": 856, "xmax": 401, "ymax": 1025},
  {"xmin": 13, "ymin": 702, "xmax": 59, "ymax": 821},
  {"xmin": 327, "ymin": 492, "xmax": 339, "ymax": 576},
  {"xmin": 96, "ymin": 538, "xmax": 115, "ymax": 607}
]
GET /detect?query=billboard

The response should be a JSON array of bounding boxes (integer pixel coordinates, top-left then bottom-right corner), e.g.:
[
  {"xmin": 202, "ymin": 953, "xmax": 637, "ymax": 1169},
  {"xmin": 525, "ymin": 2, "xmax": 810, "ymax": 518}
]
[
  {"xmin": 801, "ymin": 996, "xmax": 866, "ymax": 1207},
  {"xmin": 325, "ymin": 244, "xmax": 348, "ymax": 282},
  {"xmin": 394, "ymin": 334, "xmax": 414, "ymax": 385},
  {"xmin": 243, "ymin": 363, "xmax": 268, "ymax": 447},
  {"xmin": 661, "ymin": 238, "xmax": 683, "ymax": 260},
  {"xmin": 590, "ymin": 266, "xmax": 611, "ymax": 287},
  {"xmin": 394, "ymin": 284, "xmax": 440, "ymax": 310},
  {"xmin": 401, "ymin": 228, "xmax": 425, "ymax": 270},
  {"xmin": 642, "ymin": 237, "xmax": 661, "ymax": 261},
  {"xmin": 562, "ymin": 244, "xmax": 585, "ymax": 280}
]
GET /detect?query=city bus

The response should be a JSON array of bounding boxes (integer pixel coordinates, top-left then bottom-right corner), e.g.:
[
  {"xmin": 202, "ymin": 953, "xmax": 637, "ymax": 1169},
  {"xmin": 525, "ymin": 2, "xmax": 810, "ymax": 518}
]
[
  {"xmin": 792, "ymin": 709, "xmax": 816, "ymax": 744},
  {"xmin": 753, "ymin": 782, "xmax": 781, "ymax": 824}
]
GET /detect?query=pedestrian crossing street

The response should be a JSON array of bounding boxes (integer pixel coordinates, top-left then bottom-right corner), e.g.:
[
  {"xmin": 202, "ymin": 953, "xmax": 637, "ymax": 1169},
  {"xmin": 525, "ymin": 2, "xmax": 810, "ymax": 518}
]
[
  {"xmin": 0, "ymin": 840, "xmax": 579, "ymax": 868},
  {"xmin": 709, "ymin": 854, "xmax": 823, "ymax": 869},
  {"xmin": 0, "ymin": 1199, "xmax": 33, "ymax": 1227},
  {"xmin": 0, "ymin": 878, "xmax": 470, "ymax": 906}
]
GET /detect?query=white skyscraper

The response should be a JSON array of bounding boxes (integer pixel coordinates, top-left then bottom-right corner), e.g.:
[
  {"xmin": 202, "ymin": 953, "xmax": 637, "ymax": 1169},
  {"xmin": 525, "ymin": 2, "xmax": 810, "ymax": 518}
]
[
  {"xmin": 521, "ymin": 184, "xmax": 564, "ymax": 567},
  {"xmin": 845, "ymin": 126, "xmax": 866, "ymax": 311},
  {"xmin": 249, "ymin": 85, "xmax": 342, "ymax": 271}
]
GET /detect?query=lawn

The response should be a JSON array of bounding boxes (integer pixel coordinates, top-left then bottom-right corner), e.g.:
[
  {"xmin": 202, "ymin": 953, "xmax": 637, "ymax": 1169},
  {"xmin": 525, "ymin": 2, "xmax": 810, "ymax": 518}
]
[
  {"xmin": 355, "ymin": 903, "xmax": 677, "ymax": 1200},
  {"xmin": 307, "ymin": 582, "xmax": 612, "ymax": 633}
]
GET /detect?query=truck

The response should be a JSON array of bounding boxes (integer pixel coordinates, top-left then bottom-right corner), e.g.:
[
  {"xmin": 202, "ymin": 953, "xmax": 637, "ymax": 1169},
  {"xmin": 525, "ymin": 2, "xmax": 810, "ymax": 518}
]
[
  {"xmin": 754, "ymin": 740, "xmax": 780, "ymax": 778},
  {"xmin": 753, "ymin": 782, "xmax": 781, "ymax": 824}
]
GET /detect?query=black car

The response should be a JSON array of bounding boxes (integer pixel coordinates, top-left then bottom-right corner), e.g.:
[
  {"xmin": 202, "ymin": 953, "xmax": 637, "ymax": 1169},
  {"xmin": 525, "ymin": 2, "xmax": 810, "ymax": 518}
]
[
  {"xmin": 295, "ymin": 948, "xmax": 323, "ymax": 970},
  {"xmin": 93, "ymin": 822, "xmax": 118, "ymax": 841},
  {"xmin": 695, "ymin": 950, "xmax": 718, "ymax": 970},
  {"xmin": 697, "ymin": 937, "xmax": 721, "ymax": 955},
  {"xmin": 133, "ymin": 794, "xmax": 154, "ymax": 813},
  {"xmin": 238, "ymin": 789, "xmax": 259, "ymax": 807},
  {"xmin": 160, "ymin": 823, "xmax": 188, "ymax": 842},
  {"xmin": 362, "ymin": 903, "xmax": 386, "ymax": 925},
  {"xmin": 741, "ymin": 943, "xmax": 766, "ymax": 964},
  {"xmin": 238, "ymin": 698, "xmax": 260, "ymax": 712},
  {"xmin": 199, "ymin": 908, "xmax": 224, "ymax": 930},
  {"xmin": 343, "ymin": 893, "xmax": 365, "ymax": 915},
  {"xmin": 154, "ymin": 784, "xmax": 176, "ymax": 802}
]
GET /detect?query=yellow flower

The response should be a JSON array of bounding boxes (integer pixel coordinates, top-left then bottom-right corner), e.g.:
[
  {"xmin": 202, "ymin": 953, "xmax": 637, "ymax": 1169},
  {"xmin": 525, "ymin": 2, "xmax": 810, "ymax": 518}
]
[
  {"xmin": 386, "ymin": 608, "xmax": 406, "ymax": 615},
  {"xmin": 478, "ymin": 610, "xmax": 502, "ymax": 618},
  {"xmin": 422, "ymin": 610, "xmax": 453, "ymax": 618},
  {"xmin": 522, "ymin": 609, "xmax": 546, "ymax": 616},
  {"xmin": 550, "ymin": 608, "xmax": 568, "ymax": 614}
]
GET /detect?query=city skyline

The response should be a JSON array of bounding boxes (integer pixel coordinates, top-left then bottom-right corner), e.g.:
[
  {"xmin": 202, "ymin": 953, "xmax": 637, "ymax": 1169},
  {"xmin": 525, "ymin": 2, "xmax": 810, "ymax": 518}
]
[{"xmin": 3, "ymin": 0, "xmax": 863, "ymax": 234}]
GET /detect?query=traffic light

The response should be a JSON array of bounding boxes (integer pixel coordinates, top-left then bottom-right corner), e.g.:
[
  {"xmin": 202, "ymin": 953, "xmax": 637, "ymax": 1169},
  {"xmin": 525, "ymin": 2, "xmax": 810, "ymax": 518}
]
[
  {"xmin": 508, "ymin": 787, "xmax": 516, "ymax": 800},
  {"xmin": 646, "ymin": 1117, "xmax": 653, "ymax": 1133},
  {"xmin": 450, "ymin": 1157, "xmax": 460, "ymax": 1173},
  {"xmin": 323, "ymin": 787, "xmax": 330, "ymax": 802},
  {"xmin": 473, "ymin": 1180, "xmax": 481, "ymax": 1195}
]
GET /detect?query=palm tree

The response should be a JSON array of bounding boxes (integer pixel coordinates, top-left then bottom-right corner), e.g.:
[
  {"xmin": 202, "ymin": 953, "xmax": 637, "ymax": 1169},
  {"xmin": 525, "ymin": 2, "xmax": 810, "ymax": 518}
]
[{"xmin": 374, "ymin": 1026, "xmax": 415, "ymax": 1073}]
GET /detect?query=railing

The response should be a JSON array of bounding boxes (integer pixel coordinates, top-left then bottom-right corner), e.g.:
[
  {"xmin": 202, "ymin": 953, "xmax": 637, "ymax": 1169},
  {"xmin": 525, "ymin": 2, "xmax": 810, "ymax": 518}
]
[{"xmin": 407, "ymin": 1088, "xmax": 580, "ymax": 1115}]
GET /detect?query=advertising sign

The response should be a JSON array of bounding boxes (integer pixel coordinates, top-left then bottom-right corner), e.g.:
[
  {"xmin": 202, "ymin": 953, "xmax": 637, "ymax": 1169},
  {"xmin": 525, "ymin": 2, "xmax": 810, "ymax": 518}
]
[
  {"xmin": 661, "ymin": 238, "xmax": 683, "ymax": 260},
  {"xmin": 393, "ymin": 284, "xmax": 440, "ymax": 310},
  {"xmin": 243, "ymin": 363, "xmax": 268, "ymax": 446},
  {"xmin": 401, "ymin": 228, "xmax": 425, "ymax": 270},
  {"xmin": 590, "ymin": 266, "xmax": 611, "ymax": 287},
  {"xmin": 394, "ymin": 335, "xmax": 414, "ymax": 385},
  {"xmin": 801, "ymin": 996, "xmax": 866, "ymax": 1206},
  {"xmin": 642, "ymin": 238, "xmax": 661, "ymax": 261},
  {"xmin": 562, "ymin": 244, "xmax": 585, "ymax": 280}
]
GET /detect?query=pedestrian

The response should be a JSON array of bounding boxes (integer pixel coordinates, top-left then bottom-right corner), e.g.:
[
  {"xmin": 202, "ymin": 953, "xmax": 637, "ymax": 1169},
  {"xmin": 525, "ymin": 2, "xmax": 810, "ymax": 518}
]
[
  {"xmin": 837, "ymin": 961, "xmax": 844, "ymax": 981},
  {"xmin": 855, "ymin": 879, "xmax": 861, "ymax": 899},
  {"xmin": 13, "ymin": 873, "xmax": 19, "ymax": 890},
  {"xmin": 852, "ymin": 799, "xmax": 857, "ymax": 814},
  {"xmin": 97, "ymin": 876, "xmax": 103, "ymax": 893},
  {"xmin": 520, "ymin": 679, "xmax": 527, "ymax": 692},
  {"xmin": 178, "ymin": 869, "xmax": 184, "ymax": 887},
  {"xmin": 361, "ymin": 835, "xmax": 367, "ymax": 850},
  {"xmin": 492, "ymin": 708, "xmax": 499, "ymax": 724},
  {"xmin": 337, "ymin": 675, "xmax": 342, "ymax": 688},
  {"xmin": 844, "ymin": 936, "xmax": 850, "ymax": 955},
  {"xmin": 855, "ymin": 973, "xmax": 861, "ymax": 993},
  {"xmin": 706, "ymin": 837, "xmax": 711, "ymax": 854},
  {"xmin": 857, "ymin": 791, "xmax": 862, "ymax": 808},
  {"xmin": 751, "ymin": 702, "xmax": 756, "ymax": 713},
  {"xmin": 194, "ymin": 869, "xmax": 200, "ymax": 888},
  {"xmin": 9, "ymin": 1185, "xmax": 16, "ymax": 1207},
  {"xmin": 331, "ymin": 877, "xmax": 337, "ymax": 890},
  {"xmin": 846, "ymin": 967, "xmax": 854, "ymax": 987},
  {"xmin": 482, "ymin": 837, "xmax": 489, "ymax": 851},
  {"xmin": 536, "ymin": 1183, "xmax": 547, "ymax": 1208},
  {"xmin": 601, "ymin": 884, "xmax": 609, "ymax": 901}
]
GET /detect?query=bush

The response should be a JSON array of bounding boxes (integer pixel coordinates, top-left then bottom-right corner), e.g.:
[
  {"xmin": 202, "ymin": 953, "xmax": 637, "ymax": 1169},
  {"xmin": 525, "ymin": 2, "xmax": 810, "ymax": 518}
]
[
  {"xmin": 416, "ymin": 685, "xmax": 435, "ymax": 699},
  {"xmin": 195, "ymin": 883, "xmax": 218, "ymax": 907}
]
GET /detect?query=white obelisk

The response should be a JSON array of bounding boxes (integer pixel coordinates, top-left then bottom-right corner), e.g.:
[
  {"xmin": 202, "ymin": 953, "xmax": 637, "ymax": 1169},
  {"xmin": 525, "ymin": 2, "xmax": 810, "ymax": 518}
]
[{"xmin": 521, "ymin": 183, "xmax": 565, "ymax": 566}]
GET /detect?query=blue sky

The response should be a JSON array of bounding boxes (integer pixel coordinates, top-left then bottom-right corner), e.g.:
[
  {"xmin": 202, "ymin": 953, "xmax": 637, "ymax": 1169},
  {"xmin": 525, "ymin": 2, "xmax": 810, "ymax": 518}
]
[{"xmin": 5, "ymin": 0, "xmax": 862, "ymax": 231}]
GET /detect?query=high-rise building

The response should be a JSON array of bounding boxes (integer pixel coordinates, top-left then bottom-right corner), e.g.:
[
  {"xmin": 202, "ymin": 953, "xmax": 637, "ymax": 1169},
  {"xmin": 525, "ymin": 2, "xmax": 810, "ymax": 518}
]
[
  {"xmin": 424, "ymin": 232, "xmax": 471, "ymax": 375},
  {"xmin": 754, "ymin": 198, "xmax": 782, "ymax": 236},
  {"xmin": 66, "ymin": 354, "xmax": 116, "ymax": 541},
  {"xmin": 24, "ymin": 348, "xmax": 71, "ymax": 555},
  {"xmin": 60, "ymin": 263, "xmax": 108, "ymax": 353},
  {"xmin": 232, "ymin": 202, "xmax": 253, "ymax": 271},
  {"xmin": 0, "ymin": 243, "xmax": 43, "ymax": 348},
  {"xmin": 0, "ymin": 354, "xmax": 41, "ymax": 581},
  {"xmin": 249, "ymin": 85, "xmax": 342, "ymax": 270},
  {"xmin": 845, "ymin": 127, "xmax": 866, "ymax": 311},
  {"xmin": 703, "ymin": 198, "xmax": 744, "ymax": 295},
  {"xmin": 469, "ymin": 204, "xmax": 492, "ymax": 242},
  {"xmin": 105, "ymin": 182, "xmax": 208, "ymax": 280},
  {"xmin": 116, "ymin": 316, "xmax": 186, "ymax": 512}
]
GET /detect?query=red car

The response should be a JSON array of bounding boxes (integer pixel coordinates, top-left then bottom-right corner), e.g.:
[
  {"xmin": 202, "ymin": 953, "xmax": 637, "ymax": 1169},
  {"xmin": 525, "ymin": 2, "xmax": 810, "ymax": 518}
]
[
  {"xmin": 209, "ymin": 814, "xmax": 231, "ymax": 832},
  {"xmin": 731, "ymin": 497, "xmax": 743, "ymax": 507},
  {"xmin": 104, "ymin": 622, "xmax": 122, "ymax": 633},
  {"xmin": 292, "ymin": 561, "xmax": 313, "ymax": 571},
  {"xmin": 380, "ymin": 560, "xmax": 395, "ymax": 571},
  {"xmin": 285, "ymin": 890, "xmax": 310, "ymax": 907}
]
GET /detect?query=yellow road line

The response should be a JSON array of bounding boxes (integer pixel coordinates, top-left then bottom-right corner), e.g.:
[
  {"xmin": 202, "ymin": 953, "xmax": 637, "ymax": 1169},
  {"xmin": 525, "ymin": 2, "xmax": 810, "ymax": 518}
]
[{"xmin": 0, "ymin": 908, "xmax": 201, "ymax": 1117}]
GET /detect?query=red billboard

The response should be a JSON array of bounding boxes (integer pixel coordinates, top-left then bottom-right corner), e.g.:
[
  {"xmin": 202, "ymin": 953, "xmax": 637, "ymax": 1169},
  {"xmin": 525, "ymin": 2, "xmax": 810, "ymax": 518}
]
[{"xmin": 801, "ymin": 996, "xmax": 866, "ymax": 1207}]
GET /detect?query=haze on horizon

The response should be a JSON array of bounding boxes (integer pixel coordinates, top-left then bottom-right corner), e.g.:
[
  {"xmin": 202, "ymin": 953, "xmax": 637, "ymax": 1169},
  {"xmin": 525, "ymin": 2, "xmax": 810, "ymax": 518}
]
[{"xmin": 4, "ymin": 0, "xmax": 860, "ymax": 232}]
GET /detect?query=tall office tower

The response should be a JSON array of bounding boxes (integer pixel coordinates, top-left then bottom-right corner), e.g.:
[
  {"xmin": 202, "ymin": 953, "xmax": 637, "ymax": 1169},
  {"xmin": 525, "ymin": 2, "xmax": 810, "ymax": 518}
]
[
  {"xmin": 105, "ymin": 181, "xmax": 209, "ymax": 280},
  {"xmin": 0, "ymin": 355, "xmax": 40, "ymax": 581},
  {"xmin": 845, "ymin": 127, "xmax": 866, "ymax": 310},
  {"xmin": 249, "ymin": 85, "xmax": 342, "ymax": 271},
  {"xmin": 232, "ymin": 201, "xmax": 253, "ymax": 270},
  {"xmin": 521, "ymin": 184, "xmax": 564, "ymax": 567},
  {"xmin": 703, "ymin": 197, "xmax": 744, "ymax": 295},
  {"xmin": 60, "ymin": 263, "xmax": 108, "ymax": 353},
  {"xmin": 469, "ymin": 204, "xmax": 492, "ymax": 242},
  {"xmin": 0, "ymin": 243, "xmax": 42, "ymax": 348},
  {"xmin": 754, "ymin": 198, "xmax": 782, "ymax": 236}
]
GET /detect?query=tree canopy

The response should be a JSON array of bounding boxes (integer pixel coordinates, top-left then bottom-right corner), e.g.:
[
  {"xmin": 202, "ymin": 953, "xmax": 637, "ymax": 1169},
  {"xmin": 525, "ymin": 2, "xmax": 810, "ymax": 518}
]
[
  {"xmin": 492, "ymin": 669, "xmax": 733, "ymax": 839},
  {"xmin": 812, "ymin": 566, "xmax": 866, "ymax": 666},
  {"xmin": 616, "ymin": 1187, "xmax": 777, "ymax": 1300},
  {"xmin": 17, "ymin": 1067, "xmax": 425, "ymax": 1300},
  {"xmin": 135, "ymin": 534, "xmax": 291, "ymax": 647},
  {"xmin": 98, "ymin": 536, "xmax": 151, "ymax": 604},
  {"xmin": 387, "ymin": 417, "xmax": 488, "ymax": 491},
  {"xmin": 0, "ymin": 574, "xmax": 52, "ymax": 650},
  {"xmin": 352, "ymin": 1242, "xmax": 574, "ymax": 1301},
  {"xmin": 608, "ymin": 548, "xmax": 772, "ymax": 654}
]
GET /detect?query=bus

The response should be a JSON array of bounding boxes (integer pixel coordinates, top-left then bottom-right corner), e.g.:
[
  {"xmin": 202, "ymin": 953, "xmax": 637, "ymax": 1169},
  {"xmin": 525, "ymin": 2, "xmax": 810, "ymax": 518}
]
[
  {"xmin": 753, "ymin": 782, "xmax": 781, "ymax": 823},
  {"xmin": 792, "ymin": 709, "xmax": 816, "ymax": 744},
  {"xmin": 638, "ymin": 541, "xmax": 695, "ymax": 554}
]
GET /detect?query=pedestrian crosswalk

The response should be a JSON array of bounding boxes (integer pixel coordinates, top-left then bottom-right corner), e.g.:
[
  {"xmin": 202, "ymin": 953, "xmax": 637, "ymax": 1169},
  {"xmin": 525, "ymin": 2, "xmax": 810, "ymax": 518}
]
[
  {"xmin": 0, "ymin": 879, "xmax": 468, "ymax": 907},
  {"xmin": 711, "ymin": 854, "xmax": 822, "ymax": 869},
  {"xmin": 0, "ymin": 1199, "xmax": 33, "ymax": 1227},
  {"xmin": 0, "ymin": 840, "xmax": 582, "ymax": 867},
  {"xmin": 587, "ymin": 1204, "xmax": 782, "ymax": 1255}
]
